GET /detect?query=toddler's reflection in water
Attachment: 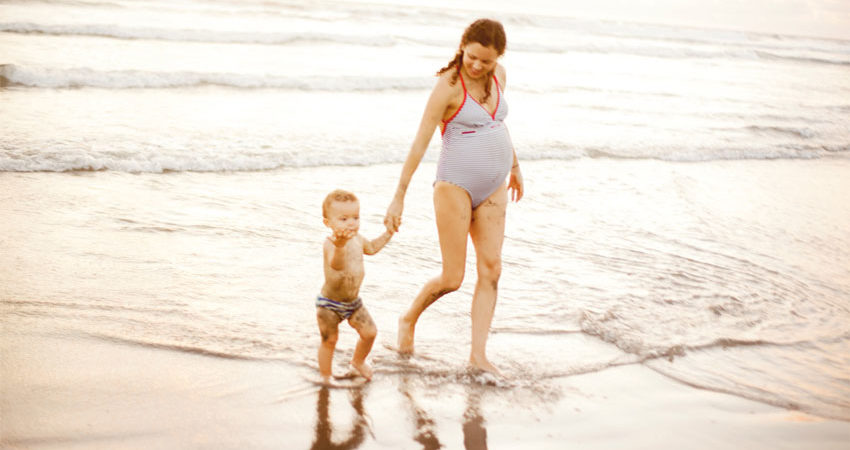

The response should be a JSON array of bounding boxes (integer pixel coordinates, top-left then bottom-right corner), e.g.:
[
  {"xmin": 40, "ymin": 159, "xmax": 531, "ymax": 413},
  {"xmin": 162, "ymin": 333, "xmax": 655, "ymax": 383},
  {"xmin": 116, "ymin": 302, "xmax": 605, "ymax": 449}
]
[
  {"xmin": 310, "ymin": 385, "xmax": 371, "ymax": 450},
  {"xmin": 310, "ymin": 377, "xmax": 489, "ymax": 449}
]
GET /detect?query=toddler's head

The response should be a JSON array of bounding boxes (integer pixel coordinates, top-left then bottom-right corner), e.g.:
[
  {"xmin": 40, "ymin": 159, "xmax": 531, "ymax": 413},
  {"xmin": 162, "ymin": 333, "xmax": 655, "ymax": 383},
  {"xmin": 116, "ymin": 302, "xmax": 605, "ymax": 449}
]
[{"xmin": 322, "ymin": 189, "xmax": 360, "ymax": 233}]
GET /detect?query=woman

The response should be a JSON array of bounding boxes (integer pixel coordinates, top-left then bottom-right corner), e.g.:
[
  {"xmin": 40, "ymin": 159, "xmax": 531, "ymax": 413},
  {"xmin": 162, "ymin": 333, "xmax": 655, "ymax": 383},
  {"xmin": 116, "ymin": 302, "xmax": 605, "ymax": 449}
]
[{"xmin": 384, "ymin": 18, "xmax": 524, "ymax": 375}]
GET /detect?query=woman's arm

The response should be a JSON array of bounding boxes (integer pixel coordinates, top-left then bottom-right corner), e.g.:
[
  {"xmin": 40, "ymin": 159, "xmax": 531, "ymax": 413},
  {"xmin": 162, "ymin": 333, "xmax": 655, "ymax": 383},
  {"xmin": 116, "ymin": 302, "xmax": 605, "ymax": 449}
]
[
  {"xmin": 497, "ymin": 64, "xmax": 524, "ymax": 202},
  {"xmin": 507, "ymin": 133, "xmax": 524, "ymax": 202},
  {"xmin": 385, "ymin": 76, "xmax": 455, "ymax": 231}
]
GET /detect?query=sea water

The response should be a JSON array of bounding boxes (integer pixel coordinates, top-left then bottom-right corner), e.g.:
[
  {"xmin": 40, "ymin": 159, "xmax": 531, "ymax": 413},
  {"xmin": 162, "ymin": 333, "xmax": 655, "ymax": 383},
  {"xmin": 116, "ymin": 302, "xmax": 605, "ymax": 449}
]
[{"xmin": 2, "ymin": 0, "xmax": 849, "ymax": 421}]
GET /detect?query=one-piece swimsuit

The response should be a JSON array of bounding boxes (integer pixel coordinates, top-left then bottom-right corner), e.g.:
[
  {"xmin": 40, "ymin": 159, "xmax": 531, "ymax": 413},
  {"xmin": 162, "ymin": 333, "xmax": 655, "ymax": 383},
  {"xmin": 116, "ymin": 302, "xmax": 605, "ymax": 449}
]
[{"xmin": 436, "ymin": 71, "xmax": 513, "ymax": 208}]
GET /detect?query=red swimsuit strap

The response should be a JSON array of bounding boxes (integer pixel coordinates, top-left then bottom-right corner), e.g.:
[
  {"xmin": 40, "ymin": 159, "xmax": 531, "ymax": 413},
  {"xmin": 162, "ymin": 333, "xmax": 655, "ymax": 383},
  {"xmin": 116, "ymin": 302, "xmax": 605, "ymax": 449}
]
[{"xmin": 441, "ymin": 69, "xmax": 469, "ymax": 133}]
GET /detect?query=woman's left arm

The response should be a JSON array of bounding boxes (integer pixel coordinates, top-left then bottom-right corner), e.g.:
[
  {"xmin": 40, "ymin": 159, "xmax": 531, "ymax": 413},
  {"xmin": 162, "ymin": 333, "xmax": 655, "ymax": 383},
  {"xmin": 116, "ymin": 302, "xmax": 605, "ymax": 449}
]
[
  {"xmin": 498, "ymin": 65, "xmax": 524, "ymax": 202},
  {"xmin": 506, "ymin": 130, "xmax": 524, "ymax": 202}
]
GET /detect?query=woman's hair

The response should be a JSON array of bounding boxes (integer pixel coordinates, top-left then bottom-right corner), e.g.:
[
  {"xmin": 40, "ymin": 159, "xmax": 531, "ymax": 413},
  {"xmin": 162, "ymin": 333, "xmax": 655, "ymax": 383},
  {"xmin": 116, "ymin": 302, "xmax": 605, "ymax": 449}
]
[
  {"xmin": 437, "ymin": 19, "xmax": 506, "ymax": 103},
  {"xmin": 322, "ymin": 189, "xmax": 358, "ymax": 218}
]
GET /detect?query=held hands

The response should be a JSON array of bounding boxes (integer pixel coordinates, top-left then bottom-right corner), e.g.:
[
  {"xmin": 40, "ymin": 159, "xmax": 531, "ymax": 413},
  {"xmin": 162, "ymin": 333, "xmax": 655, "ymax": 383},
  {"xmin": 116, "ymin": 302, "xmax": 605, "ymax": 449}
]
[
  {"xmin": 384, "ymin": 198, "xmax": 403, "ymax": 233},
  {"xmin": 328, "ymin": 227, "xmax": 356, "ymax": 247},
  {"xmin": 508, "ymin": 164, "xmax": 524, "ymax": 202}
]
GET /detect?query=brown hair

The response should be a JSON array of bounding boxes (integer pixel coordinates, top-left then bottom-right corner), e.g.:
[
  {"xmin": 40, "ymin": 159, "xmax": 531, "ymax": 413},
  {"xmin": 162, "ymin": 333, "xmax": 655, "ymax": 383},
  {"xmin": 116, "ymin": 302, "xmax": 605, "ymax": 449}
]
[
  {"xmin": 437, "ymin": 18, "xmax": 507, "ymax": 104},
  {"xmin": 322, "ymin": 189, "xmax": 358, "ymax": 218}
]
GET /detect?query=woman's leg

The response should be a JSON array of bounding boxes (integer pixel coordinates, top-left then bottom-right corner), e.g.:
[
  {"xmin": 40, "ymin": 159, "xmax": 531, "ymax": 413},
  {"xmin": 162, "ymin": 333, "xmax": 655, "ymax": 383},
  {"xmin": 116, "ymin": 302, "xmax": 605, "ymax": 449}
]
[
  {"xmin": 468, "ymin": 185, "xmax": 508, "ymax": 374},
  {"xmin": 397, "ymin": 181, "xmax": 471, "ymax": 354}
]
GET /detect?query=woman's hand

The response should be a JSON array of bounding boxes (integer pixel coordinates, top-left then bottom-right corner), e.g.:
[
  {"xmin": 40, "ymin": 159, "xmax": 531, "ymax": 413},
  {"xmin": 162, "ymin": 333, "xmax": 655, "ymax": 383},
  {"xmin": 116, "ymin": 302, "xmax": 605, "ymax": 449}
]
[
  {"xmin": 384, "ymin": 198, "xmax": 404, "ymax": 232},
  {"xmin": 508, "ymin": 165, "xmax": 524, "ymax": 202}
]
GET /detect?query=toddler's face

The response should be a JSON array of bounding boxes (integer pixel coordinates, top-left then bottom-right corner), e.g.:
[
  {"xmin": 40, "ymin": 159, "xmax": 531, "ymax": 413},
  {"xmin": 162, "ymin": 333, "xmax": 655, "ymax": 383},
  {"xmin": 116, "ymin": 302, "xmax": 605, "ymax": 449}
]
[{"xmin": 324, "ymin": 200, "xmax": 360, "ymax": 234}]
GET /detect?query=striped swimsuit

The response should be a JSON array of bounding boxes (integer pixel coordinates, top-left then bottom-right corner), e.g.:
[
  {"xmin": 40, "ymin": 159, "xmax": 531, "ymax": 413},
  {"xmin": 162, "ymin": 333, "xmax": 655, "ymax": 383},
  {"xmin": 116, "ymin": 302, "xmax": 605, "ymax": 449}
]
[
  {"xmin": 437, "ymin": 72, "xmax": 513, "ymax": 209},
  {"xmin": 316, "ymin": 295, "xmax": 362, "ymax": 320}
]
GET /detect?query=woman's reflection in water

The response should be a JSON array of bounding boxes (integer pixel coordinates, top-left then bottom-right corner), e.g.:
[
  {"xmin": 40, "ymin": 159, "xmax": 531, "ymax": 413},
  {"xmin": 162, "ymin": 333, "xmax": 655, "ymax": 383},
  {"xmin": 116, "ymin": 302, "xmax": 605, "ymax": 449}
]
[
  {"xmin": 310, "ymin": 385, "xmax": 372, "ymax": 450},
  {"xmin": 398, "ymin": 375, "xmax": 490, "ymax": 450},
  {"xmin": 462, "ymin": 387, "xmax": 488, "ymax": 450},
  {"xmin": 399, "ymin": 375, "xmax": 443, "ymax": 450}
]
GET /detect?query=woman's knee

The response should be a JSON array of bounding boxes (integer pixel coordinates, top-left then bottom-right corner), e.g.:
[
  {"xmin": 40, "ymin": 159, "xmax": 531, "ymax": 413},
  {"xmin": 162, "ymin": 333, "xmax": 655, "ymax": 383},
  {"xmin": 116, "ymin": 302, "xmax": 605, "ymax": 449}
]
[
  {"xmin": 439, "ymin": 268, "xmax": 465, "ymax": 292},
  {"xmin": 478, "ymin": 256, "xmax": 502, "ymax": 284}
]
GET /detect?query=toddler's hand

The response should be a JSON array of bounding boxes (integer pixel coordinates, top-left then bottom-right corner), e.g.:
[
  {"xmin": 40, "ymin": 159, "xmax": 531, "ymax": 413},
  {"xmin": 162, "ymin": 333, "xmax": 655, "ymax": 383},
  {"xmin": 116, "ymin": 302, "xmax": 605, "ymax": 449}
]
[
  {"xmin": 384, "ymin": 221, "xmax": 396, "ymax": 235},
  {"xmin": 329, "ymin": 228, "xmax": 356, "ymax": 247}
]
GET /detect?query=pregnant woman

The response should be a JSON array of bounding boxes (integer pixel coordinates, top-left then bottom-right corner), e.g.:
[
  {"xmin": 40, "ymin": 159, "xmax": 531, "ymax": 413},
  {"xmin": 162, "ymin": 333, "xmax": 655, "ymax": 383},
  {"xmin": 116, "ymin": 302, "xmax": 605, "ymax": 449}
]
[{"xmin": 384, "ymin": 18, "xmax": 524, "ymax": 375}]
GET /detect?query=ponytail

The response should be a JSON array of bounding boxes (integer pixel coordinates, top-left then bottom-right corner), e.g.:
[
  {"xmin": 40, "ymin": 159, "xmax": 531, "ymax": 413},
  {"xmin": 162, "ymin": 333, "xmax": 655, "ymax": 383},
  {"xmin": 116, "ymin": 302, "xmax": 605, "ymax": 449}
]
[{"xmin": 437, "ymin": 49, "xmax": 464, "ymax": 85}]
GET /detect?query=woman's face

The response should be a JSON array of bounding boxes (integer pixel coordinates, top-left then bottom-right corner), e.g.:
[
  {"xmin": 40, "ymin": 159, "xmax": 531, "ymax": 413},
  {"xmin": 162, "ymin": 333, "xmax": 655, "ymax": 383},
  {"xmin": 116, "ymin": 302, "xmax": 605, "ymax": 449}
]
[{"xmin": 461, "ymin": 42, "xmax": 500, "ymax": 79}]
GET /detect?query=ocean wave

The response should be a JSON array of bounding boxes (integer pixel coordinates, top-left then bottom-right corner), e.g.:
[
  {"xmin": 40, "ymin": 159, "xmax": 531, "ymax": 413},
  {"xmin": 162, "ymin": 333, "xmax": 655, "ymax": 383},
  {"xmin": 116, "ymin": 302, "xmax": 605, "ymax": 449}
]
[
  {"xmin": 744, "ymin": 125, "xmax": 816, "ymax": 139},
  {"xmin": 0, "ymin": 21, "xmax": 400, "ymax": 47},
  {"xmin": 644, "ymin": 341, "xmax": 850, "ymax": 422},
  {"xmin": 88, "ymin": 332, "xmax": 273, "ymax": 361},
  {"xmin": 4, "ymin": 20, "xmax": 848, "ymax": 67},
  {"xmin": 577, "ymin": 308, "xmax": 822, "ymax": 362},
  {"xmin": 583, "ymin": 145, "xmax": 845, "ymax": 162},
  {"xmin": 2, "ymin": 144, "xmax": 846, "ymax": 173},
  {"xmin": 510, "ymin": 39, "xmax": 850, "ymax": 66},
  {"xmin": 0, "ymin": 64, "xmax": 432, "ymax": 90},
  {"xmin": 754, "ymin": 50, "xmax": 850, "ymax": 67}
]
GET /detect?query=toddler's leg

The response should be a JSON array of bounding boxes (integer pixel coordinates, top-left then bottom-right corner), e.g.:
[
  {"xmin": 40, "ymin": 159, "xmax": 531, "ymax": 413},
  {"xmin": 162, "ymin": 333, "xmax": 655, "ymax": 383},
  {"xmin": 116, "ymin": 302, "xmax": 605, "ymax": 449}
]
[
  {"xmin": 348, "ymin": 307, "xmax": 377, "ymax": 380},
  {"xmin": 316, "ymin": 307, "xmax": 342, "ymax": 382}
]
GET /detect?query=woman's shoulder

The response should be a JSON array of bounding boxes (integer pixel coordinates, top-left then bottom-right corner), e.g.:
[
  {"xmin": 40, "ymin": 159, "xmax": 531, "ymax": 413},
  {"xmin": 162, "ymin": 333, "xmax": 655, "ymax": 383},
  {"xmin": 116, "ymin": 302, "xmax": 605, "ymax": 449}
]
[
  {"xmin": 436, "ymin": 67, "xmax": 459, "ymax": 85},
  {"xmin": 494, "ymin": 64, "xmax": 507, "ymax": 87},
  {"xmin": 434, "ymin": 69, "xmax": 463, "ymax": 95}
]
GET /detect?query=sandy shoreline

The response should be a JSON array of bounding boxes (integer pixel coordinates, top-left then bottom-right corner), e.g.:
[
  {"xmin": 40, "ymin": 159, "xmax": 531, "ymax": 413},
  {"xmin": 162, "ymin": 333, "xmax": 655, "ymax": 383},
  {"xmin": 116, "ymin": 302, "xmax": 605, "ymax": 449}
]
[
  {"xmin": 2, "ymin": 158, "xmax": 849, "ymax": 448},
  {"xmin": 3, "ymin": 320, "xmax": 848, "ymax": 449}
]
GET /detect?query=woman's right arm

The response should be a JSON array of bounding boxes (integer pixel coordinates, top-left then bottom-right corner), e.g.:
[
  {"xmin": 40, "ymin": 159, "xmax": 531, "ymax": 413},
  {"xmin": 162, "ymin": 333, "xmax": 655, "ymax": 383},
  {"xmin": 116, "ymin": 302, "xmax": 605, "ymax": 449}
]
[{"xmin": 385, "ymin": 76, "xmax": 454, "ymax": 232}]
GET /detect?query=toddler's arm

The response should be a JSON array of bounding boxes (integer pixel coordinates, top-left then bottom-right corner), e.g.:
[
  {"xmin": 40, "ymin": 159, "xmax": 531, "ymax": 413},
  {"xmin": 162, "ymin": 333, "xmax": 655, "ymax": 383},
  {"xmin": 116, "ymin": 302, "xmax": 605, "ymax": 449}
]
[
  {"xmin": 363, "ymin": 229, "xmax": 393, "ymax": 255},
  {"xmin": 326, "ymin": 228, "xmax": 355, "ymax": 270}
]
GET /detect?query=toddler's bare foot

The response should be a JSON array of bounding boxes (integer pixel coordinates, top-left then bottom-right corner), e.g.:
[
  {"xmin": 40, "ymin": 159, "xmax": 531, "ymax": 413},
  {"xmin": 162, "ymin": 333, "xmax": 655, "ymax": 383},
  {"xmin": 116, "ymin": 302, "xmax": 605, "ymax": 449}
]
[
  {"xmin": 333, "ymin": 367, "xmax": 359, "ymax": 380},
  {"xmin": 397, "ymin": 316, "xmax": 415, "ymax": 354},
  {"xmin": 469, "ymin": 354, "xmax": 502, "ymax": 378},
  {"xmin": 350, "ymin": 361, "xmax": 373, "ymax": 381}
]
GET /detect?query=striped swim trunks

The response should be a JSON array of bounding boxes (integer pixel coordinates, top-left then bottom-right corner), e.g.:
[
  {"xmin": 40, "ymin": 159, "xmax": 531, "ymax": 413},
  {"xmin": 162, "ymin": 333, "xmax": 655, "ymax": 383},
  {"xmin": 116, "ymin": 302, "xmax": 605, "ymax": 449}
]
[{"xmin": 315, "ymin": 295, "xmax": 363, "ymax": 320}]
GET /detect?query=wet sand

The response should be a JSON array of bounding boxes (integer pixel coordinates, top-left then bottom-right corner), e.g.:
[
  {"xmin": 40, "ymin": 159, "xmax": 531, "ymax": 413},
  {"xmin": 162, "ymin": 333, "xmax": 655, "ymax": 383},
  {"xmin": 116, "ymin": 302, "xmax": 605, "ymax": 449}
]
[{"xmin": 3, "ymin": 320, "xmax": 848, "ymax": 449}]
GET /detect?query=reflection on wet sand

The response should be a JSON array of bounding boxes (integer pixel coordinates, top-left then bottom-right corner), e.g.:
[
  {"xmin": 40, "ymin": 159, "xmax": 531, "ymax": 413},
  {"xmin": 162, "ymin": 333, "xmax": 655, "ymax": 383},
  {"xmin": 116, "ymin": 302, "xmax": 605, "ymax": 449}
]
[
  {"xmin": 462, "ymin": 388, "xmax": 488, "ymax": 450},
  {"xmin": 310, "ymin": 386, "xmax": 371, "ymax": 450},
  {"xmin": 309, "ymin": 375, "xmax": 491, "ymax": 449},
  {"xmin": 399, "ymin": 376, "xmax": 443, "ymax": 449},
  {"xmin": 399, "ymin": 376, "xmax": 490, "ymax": 450}
]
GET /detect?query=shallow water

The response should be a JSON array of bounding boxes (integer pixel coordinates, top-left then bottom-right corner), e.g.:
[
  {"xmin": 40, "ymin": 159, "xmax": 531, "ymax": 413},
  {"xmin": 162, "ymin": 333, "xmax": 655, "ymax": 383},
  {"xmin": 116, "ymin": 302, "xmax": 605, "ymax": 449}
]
[
  {"xmin": 2, "ymin": 0, "xmax": 850, "ymax": 423},
  {"xmin": 3, "ymin": 158, "xmax": 849, "ymax": 420}
]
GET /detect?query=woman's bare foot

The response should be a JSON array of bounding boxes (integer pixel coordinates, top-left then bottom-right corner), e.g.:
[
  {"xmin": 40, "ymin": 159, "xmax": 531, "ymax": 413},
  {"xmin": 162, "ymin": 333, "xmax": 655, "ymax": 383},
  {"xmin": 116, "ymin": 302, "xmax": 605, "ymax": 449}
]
[
  {"xmin": 397, "ymin": 316, "xmax": 415, "ymax": 354},
  {"xmin": 349, "ymin": 361, "xmax": 373, "ymax": 381},
  {"xmin": 469, "ymin": 354, "xmax": 501, "ymax": 377}
]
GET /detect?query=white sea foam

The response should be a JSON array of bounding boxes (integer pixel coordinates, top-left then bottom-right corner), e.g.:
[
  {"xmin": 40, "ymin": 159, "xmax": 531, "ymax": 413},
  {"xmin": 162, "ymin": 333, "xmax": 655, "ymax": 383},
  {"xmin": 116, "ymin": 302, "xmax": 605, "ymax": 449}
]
[
  {"xmin": 0, "ymin": 22, "xmax": 400, "ymax": 47},
  {"xmin": 0, "ymin": 64, "xmax": 432, "ymax": 90},
  {"xmin": 1, "ymin": 143, "xmax": 842, "ymax": 173},
  {"xmin": 2, "ymin": 20, "xmax": 848, "ymax": 66}
]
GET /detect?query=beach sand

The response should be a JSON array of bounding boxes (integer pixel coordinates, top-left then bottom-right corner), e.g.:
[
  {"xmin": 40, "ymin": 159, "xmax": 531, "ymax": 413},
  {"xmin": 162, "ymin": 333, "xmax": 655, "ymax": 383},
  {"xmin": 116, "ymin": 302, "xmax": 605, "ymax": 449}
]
[{"xmin": 3, "ymin": 319, "xmax": 848, "ymax": 449}]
